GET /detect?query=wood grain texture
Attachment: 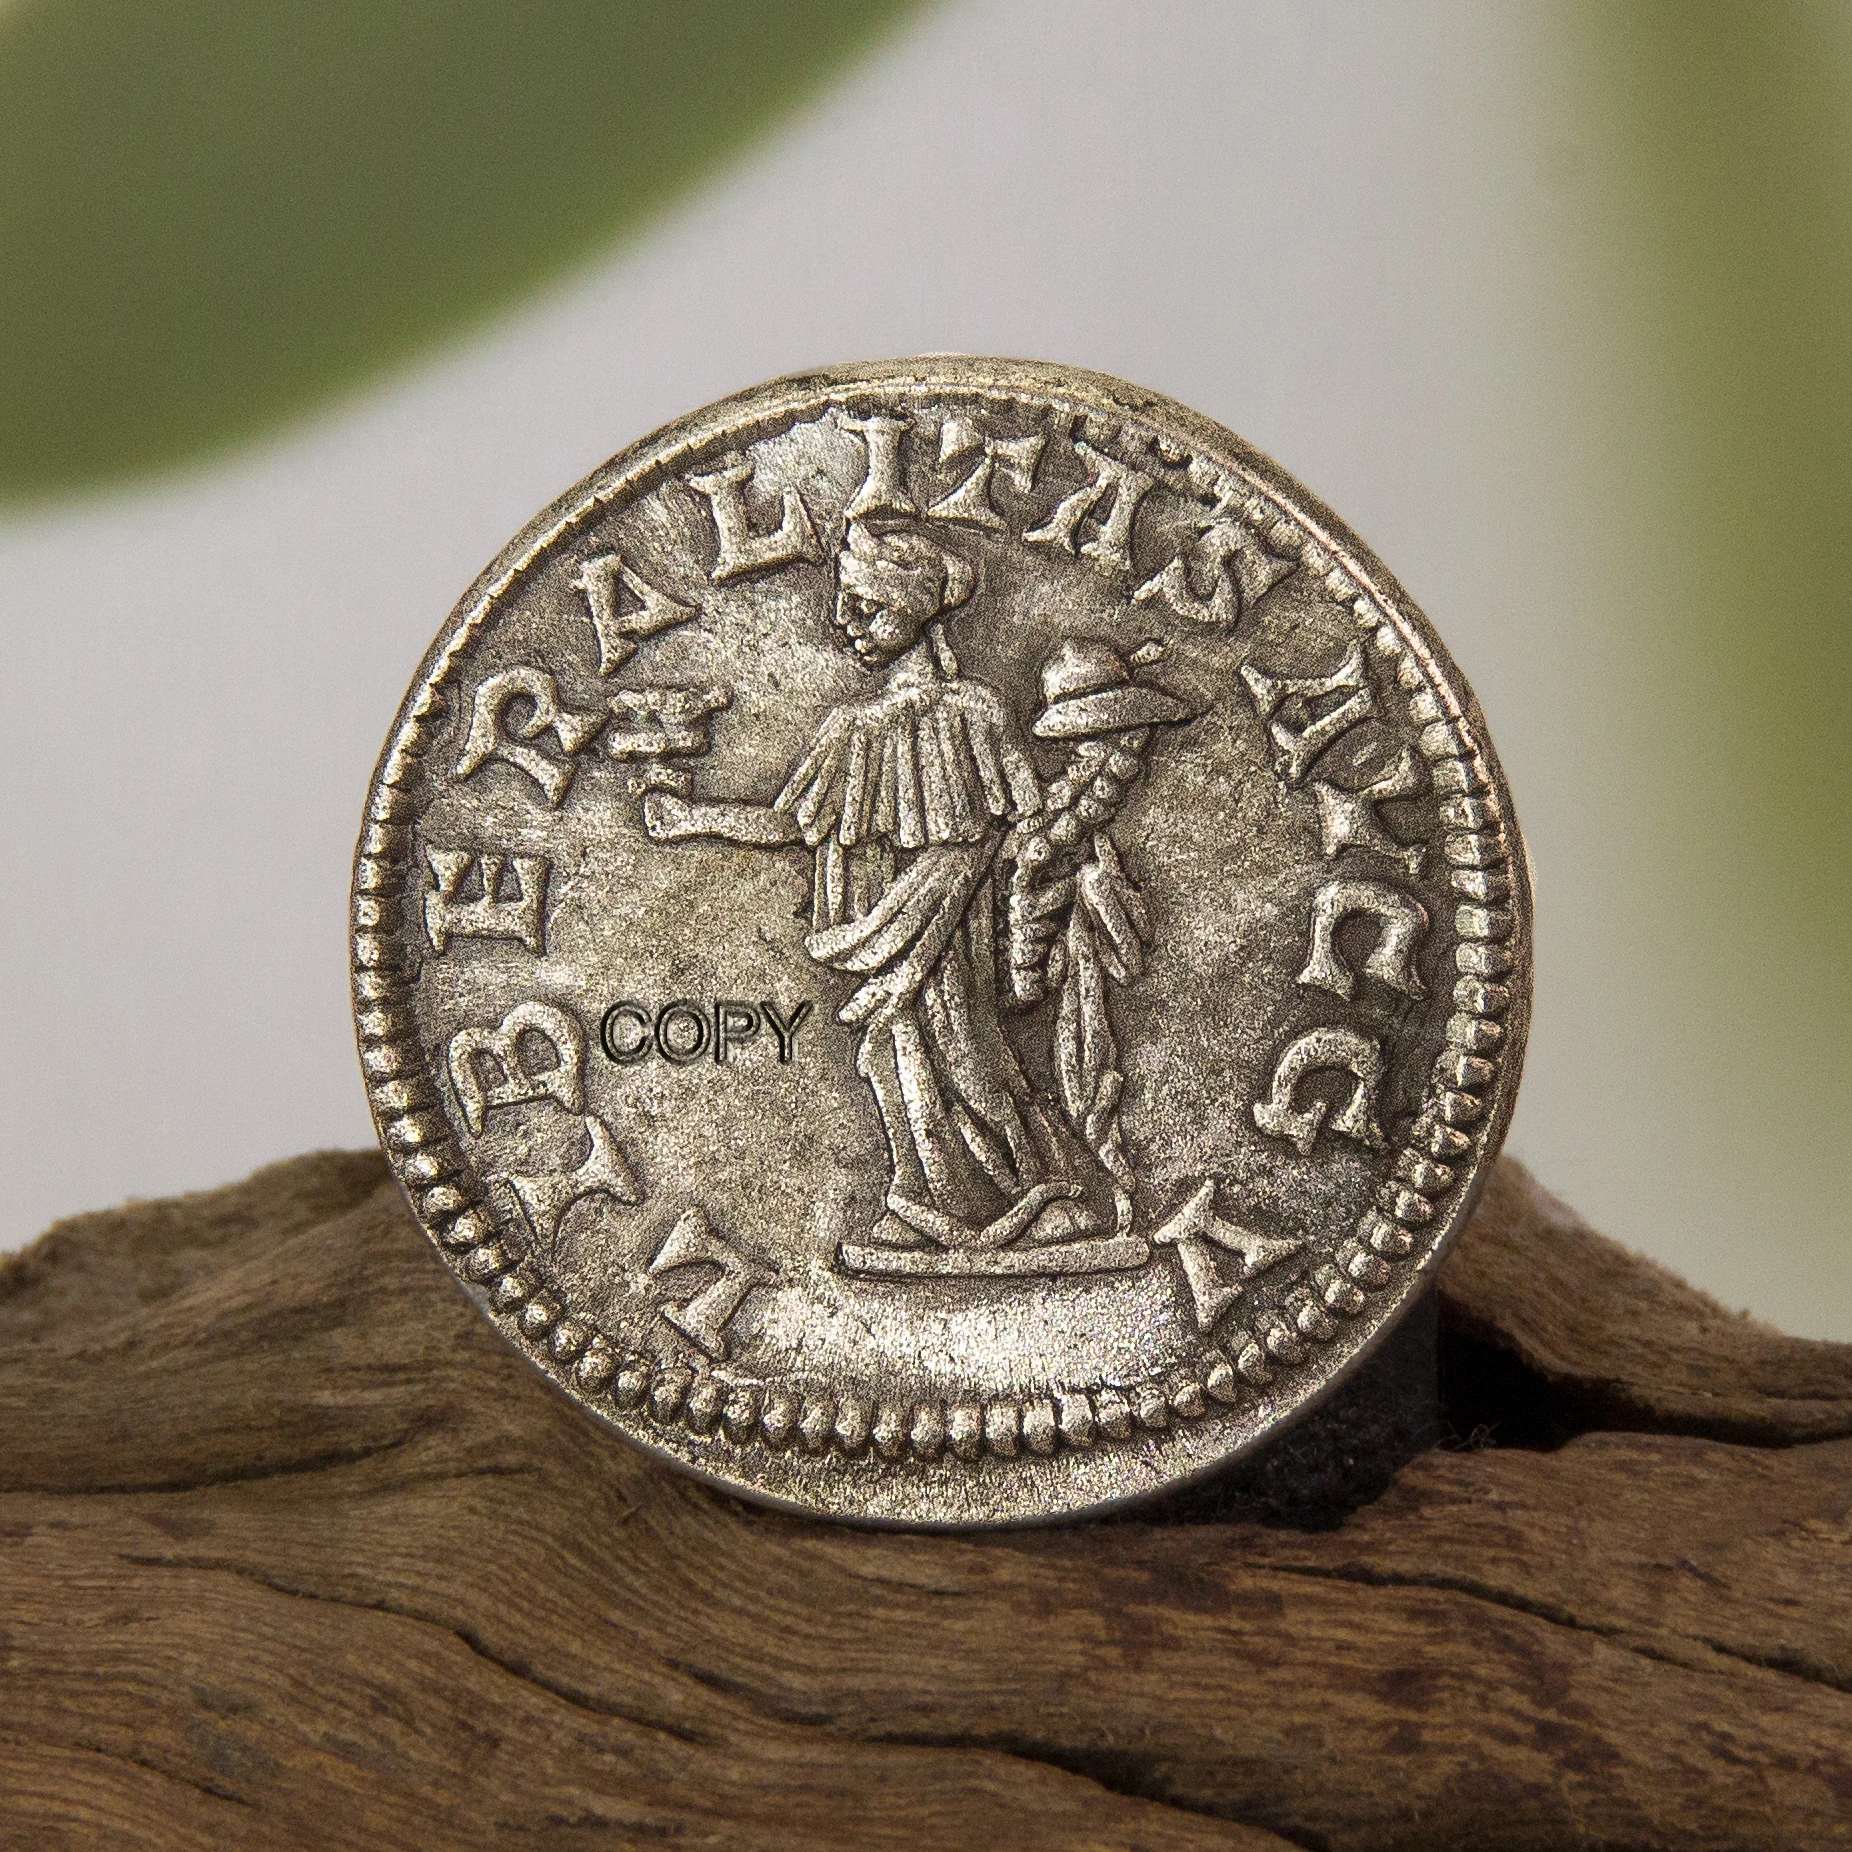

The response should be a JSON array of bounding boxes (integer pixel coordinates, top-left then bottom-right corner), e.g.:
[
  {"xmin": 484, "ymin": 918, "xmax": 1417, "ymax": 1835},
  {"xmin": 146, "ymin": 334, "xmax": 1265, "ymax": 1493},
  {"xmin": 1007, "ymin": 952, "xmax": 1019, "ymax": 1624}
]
[{"xmin": 2, "ymin": 1152, "xmax": 1847, "ymax": 1850}]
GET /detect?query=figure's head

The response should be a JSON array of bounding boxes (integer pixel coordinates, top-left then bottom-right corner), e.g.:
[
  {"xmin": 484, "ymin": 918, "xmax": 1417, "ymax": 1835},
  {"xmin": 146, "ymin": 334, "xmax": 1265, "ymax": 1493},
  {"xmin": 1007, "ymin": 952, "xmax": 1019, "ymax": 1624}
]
[{"xmin": 832, "ymin": 521, "xmax": 975, "ymax": 668}]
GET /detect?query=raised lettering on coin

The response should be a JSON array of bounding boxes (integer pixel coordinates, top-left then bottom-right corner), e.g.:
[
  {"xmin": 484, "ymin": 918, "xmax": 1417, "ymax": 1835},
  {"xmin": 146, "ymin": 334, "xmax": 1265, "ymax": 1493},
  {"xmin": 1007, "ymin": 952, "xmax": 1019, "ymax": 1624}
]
[
  {"xmin": 455, "ymin": 666, "xmax": 606, "ymax": 807},
  {"xmin": 1133, "ymin": 487, "xmax": 1298, "ymax": 629},
  {"xmin": 572, "ymin": 551, "xmax": 697, "ymax": 676},
  {"xmin": 1151, "ymin": 1181, "xmax": 1303, "ymax": 1332},
  {"xmin": 1252, "ymin": 1026, "xmax": 1389, "ymax": 1157},
  {"xmin": 928, "ymin": 417, "xmax": 1045, "ymax": 529},
  {"xmin": 685, "ymin": 455, "xmax": 824, "ymax": 582},
  {"xmin": 1297, "ymin": 878, "xmax": 1429, "ymax": 1001},
  {"xmin": 1025, "ymin": 436, "xmax": 1154, "ymax": 573},
  {"xmin": 1313, "ymin": 743, "xmax": 1427, "ymax": 876},
  {"xmin": 648, "ymin": 1207, "xmax": 776, "ymax": 1361},
  {"xmin": 495, "ymin": 1115, "xmax": 643, "ymax": 1257},
  {"xmin": 1240, "ymin": 641, "xmax": 1377, "ymax": 785},
  {"xmin": 447, "ymin": 1000, "xmax": 585, "ymax": 1134},
  {"xmin": 422, "ymin": 849, "xmax": 549, "ymax": 956}
]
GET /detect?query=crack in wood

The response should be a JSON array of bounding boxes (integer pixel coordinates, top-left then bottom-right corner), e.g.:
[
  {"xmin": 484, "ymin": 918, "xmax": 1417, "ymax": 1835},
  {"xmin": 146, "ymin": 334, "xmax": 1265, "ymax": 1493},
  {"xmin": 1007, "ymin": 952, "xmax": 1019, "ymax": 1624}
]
[
  {"xmin": 114, "ymin": 1551, "xmax": 712, "ymax": 1749},
  {"xmin": 1258, "ymin": 1561, "xmax": 1852, "ymax": 1699},
  {"xmin": 0, "ymin": 1729, "xmax": 254, "ymax": 1810},
  {"xmin": 864, "ymin": 1731, "xmax": 1321, "ymax": 1849},
  {"xmin": 2, "ymin": 1437, "xmax": 422, "ymax": 1499}
]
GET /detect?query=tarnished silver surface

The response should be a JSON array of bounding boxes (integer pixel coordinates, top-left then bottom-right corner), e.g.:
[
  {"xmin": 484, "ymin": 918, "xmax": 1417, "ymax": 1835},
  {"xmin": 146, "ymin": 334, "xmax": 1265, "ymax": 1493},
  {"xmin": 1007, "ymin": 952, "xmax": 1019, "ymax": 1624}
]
[{"xmin": 352, "ymin": 358, "xmax": 1530, "ymax": 1525}]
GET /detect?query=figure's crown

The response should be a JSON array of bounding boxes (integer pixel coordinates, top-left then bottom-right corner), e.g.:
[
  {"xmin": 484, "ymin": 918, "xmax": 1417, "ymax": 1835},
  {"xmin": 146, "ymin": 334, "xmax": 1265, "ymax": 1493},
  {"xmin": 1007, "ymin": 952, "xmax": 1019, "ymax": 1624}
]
[{"xmin": 837, "ymin": 519, "xmax": 974, "ymax": 616}]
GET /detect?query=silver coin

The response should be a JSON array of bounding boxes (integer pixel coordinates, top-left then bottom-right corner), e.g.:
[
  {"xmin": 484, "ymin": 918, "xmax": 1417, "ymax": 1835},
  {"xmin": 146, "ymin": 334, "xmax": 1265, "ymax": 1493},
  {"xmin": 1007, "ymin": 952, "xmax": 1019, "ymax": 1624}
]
[{"xmin": 352, "ymin": 357, "xmax": 1530, "ymax": 1526}]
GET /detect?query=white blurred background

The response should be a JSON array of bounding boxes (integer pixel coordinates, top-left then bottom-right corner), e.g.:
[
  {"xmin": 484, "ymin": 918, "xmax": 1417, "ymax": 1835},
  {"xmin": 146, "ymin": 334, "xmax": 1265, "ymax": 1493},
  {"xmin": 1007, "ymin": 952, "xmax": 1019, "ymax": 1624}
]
[{"xmin": 4, "ymin": 0, "xmax": 1847, "ymax": 1337}]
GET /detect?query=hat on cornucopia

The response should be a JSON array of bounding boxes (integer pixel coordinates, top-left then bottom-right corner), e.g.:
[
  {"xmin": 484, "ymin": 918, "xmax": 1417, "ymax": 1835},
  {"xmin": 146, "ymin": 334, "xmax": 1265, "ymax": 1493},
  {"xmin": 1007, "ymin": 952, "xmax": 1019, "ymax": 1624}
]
[{"xmin": 1032, "ymin": 638, "xmax": 1194, "ymax": 738}]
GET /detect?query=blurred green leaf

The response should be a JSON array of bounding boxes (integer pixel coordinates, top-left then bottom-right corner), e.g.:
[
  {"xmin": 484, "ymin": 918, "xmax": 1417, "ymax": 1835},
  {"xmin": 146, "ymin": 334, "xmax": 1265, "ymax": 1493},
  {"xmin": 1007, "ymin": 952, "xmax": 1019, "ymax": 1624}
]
[
  {"xmin": 0, "ymin": 0, "xmax": 921, "ymax": 499},
  {"xmin": 1572, "ymin": 0, "xmax": 1852, "ymax": 967}
]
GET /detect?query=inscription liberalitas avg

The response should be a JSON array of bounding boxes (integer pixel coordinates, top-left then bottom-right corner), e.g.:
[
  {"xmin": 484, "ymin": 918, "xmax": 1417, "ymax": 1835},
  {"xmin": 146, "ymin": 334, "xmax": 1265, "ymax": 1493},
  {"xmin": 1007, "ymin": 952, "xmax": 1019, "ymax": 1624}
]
[{"xmin": 354, "ymin": 357, "xmax": 1529, "ymax": 1526}]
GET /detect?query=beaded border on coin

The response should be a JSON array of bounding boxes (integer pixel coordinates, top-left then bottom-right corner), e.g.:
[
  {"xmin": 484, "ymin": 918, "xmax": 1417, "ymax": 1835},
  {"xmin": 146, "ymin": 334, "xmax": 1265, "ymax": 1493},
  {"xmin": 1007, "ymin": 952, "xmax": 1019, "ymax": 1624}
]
[{"xmin": 352, "ymin": 358, "xmax": 1528, "ymax": 1516}]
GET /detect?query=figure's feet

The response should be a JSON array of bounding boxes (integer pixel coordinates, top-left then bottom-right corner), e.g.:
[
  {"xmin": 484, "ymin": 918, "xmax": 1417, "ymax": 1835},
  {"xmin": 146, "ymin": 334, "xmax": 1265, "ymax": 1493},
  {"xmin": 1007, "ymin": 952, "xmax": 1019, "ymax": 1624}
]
[
  {"xmin": 882, "ymin": 1193, "xmax": 975, "ymax": 1249},
  {"xmin": 1021, "ymin": 1195, "xmax": 1101, "ymax": 1248},
  {"xmin": 969, "ymin": 1181, "xmax": 1085, "ymax": 1251},
  {"xmin": 882, "ymin": 1181, "xmax": 1093, "ymax": 1252},
  {"xmin": 862, "ymin": 1211, "xmax": 935, "ymax": 1253}
]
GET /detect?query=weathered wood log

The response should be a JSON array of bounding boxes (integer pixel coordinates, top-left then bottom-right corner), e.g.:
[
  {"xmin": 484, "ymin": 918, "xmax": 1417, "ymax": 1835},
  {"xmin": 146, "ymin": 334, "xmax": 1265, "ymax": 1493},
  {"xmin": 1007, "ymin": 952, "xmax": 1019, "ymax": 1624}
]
[{"xmin": 2, "ymin": 1152, "xmax": 1847, "ymax": 1849}]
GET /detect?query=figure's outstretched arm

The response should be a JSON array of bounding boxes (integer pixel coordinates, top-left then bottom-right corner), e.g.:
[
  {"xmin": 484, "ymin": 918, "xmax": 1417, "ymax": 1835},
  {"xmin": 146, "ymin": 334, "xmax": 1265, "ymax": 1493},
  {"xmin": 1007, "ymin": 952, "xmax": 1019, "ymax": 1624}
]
[{"xmin": 642, "ymin": 791, "xmax": 801, "ymax": 848}]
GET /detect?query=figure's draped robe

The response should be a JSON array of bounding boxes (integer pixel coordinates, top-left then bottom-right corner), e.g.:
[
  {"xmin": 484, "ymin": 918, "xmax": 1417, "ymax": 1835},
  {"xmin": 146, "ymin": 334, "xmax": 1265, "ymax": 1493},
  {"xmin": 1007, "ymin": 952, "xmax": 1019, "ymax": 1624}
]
[{"xmin": 774, "ymin": 662, "xmax": 1074, "ymax": 1242}]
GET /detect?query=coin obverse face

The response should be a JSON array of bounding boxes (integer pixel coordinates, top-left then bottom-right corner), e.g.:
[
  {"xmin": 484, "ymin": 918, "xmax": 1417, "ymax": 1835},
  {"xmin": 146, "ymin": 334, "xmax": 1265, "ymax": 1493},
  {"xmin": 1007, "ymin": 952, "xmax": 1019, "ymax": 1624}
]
[{"xmin": 353, "ymin": 358, "xmax": 1530, "ymax": 1526}]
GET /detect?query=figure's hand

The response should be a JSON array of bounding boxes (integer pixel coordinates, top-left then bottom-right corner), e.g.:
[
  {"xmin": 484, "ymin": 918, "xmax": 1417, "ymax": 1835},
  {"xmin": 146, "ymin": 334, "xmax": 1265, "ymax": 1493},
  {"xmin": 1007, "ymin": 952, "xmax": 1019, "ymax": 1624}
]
[
  {"xmin": 1004, "ymin": 873, "xmax": 1074, "ymax": 1004},
  {"xmin": 641, "ymin": 792, "xmax": 803, "ymax": 848},
  {"xmin": 1076, "ymin": 834, "xmax": 1151, "ymax": 979},
  {"xmin": 1009, "ymin": 873, "xmax": 1074, "ymax": 940},
  {"xmin": 642, "ymin": 791, "xmax": 698, "ymax": 841}
]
